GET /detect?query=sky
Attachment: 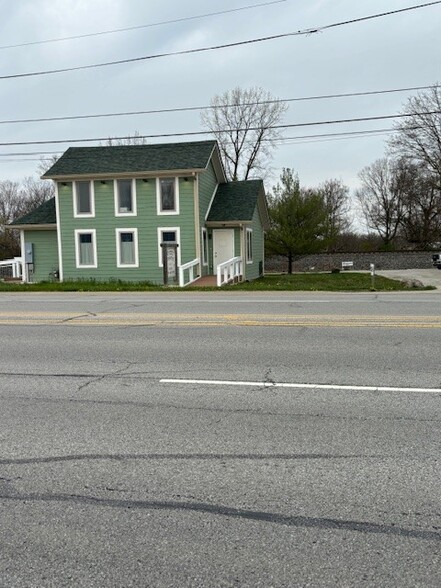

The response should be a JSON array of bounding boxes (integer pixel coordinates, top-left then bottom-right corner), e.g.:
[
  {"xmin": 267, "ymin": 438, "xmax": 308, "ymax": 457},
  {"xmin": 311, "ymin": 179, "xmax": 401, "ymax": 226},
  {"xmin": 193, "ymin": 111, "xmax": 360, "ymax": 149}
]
[{"xmin": 0, "ymin": 0, "xmax": 440, "ymax": 203}]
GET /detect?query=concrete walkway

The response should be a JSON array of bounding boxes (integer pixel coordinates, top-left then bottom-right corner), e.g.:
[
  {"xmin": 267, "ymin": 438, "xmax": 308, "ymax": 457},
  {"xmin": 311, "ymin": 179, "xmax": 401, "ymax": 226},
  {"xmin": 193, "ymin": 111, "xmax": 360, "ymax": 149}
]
[{"xmin": 375, "ymin": 268, "xmax": 441, "ymax": 289}]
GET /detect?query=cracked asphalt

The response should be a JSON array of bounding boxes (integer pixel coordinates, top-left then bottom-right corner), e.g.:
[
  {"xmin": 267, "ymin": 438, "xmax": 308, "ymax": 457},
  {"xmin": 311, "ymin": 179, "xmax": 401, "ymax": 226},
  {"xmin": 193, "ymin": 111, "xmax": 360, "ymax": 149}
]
[{"xmin": 1, "ymin": 291, "xmax": 440, "ymax": 587}]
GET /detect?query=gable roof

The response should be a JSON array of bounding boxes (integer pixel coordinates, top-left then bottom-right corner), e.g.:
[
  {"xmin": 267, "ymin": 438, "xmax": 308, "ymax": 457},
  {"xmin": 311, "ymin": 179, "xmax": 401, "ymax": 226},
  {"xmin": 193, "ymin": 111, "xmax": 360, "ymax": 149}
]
[
  {"xmin": 42, "ymin": 140, "xmax": 222, "ymax": 179},
  {"xmin": 10, "ymin": 197, "xmax": 56, "ymax": 228},
  {"xmin": 207, "ymin": 179, "xmax": 270, "ymax": 229}
]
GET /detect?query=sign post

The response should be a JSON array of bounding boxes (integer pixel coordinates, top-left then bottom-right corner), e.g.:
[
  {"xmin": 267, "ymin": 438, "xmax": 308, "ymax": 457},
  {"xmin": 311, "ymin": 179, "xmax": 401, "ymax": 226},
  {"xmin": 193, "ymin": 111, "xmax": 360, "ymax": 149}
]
[{"xmin": 370, "ymin": 263, "xmax": 375, "ymax": 290}]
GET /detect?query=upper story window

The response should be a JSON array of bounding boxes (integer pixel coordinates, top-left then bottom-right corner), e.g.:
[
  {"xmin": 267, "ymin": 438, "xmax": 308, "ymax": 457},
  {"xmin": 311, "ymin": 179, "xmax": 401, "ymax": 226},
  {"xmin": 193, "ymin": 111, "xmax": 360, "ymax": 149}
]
[
  {"xmin": 115, "ymin": 179, "xmax": 136, "ymax": 216},
  {"xmin": 157, "ymin": 177, "xmax": 179, "ymax": 215},
  {"xmin": 73, "ymin": 181, "xmax": 94, "ymax": 217}
]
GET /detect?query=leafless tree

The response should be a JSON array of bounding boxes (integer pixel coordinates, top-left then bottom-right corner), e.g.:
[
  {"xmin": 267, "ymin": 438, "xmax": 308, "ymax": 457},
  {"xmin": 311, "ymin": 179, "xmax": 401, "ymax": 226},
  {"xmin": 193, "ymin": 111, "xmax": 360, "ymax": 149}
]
[
  {"xmin": 102, "ymin": 131, "xmax": 147, "ymax": 146},
  {"xmin": 201, "ymin": 87, "xmax": 287, "ymax": 181},
  {"xmin": 389, "ymin": 84, "xmax": 441, "ymax": 188},
  {"xmin": 317, "ymin": 179, "xmax": 351, "ymax": 249},
  {"xmin": 356, "ymin": 158, "xmax": 408, "ymax": 248}
]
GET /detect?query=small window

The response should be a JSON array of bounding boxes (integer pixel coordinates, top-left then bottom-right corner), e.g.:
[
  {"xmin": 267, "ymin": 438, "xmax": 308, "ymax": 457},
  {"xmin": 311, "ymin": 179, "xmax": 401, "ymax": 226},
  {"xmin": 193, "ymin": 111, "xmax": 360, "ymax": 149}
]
[
  {"xmin": 116, "ymin": 229, "xmax": 138, "ymax": 267},
  {"xmin": 246, "ymin": 228, "xmax": 253, "ymax": 264},
  {"xmin": 201, "ymin": 228, "xmax": 208, "ymax": 266},
  {"xmin": 115, "ymin": 179, "xmax": 136, "ymax": 215},
  {"xmin": 157, "ymin": 227, "xmax": 180, "ymax": 266},
  {"xmin": 74, "ymin": 181, "xmax": 94, "ymax": 217},
  {"xmin": 75, "ymin": 230, "xmax": 97, "ymax": 268},
  {"xmin": 157, "ymin": 178, "xmax": 179, "ymax": 214}
]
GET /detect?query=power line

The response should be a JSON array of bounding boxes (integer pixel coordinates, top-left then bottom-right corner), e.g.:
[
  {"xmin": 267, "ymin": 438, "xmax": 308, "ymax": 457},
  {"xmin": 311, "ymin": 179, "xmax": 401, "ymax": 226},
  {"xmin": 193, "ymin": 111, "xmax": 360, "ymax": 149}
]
[
  {"xmin": 1, "ymin": 111, "xmax": 439, "ymax": 147},
  {"xmin": 1, "ymin": 2, "xmax": 440, "ymax": 81},
  {"xmin": 0, "ymin": 1, "xmax": 286, "ymax": 50},
  {"xmin": 0, "ymin": 84, "xmax": 436, "ymax": 126}
]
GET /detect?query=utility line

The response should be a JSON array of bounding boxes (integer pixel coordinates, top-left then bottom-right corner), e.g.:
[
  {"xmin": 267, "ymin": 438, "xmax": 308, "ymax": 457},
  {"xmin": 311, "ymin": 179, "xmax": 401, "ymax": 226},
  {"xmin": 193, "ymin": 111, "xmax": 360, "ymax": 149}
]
[
  {"xmin": 0, "ymin": 111, "xmax": 439, "ymax": 147},
  {"xmin": 0, "ymin": 84, "xmax": 436, "ymax": 126},
  {"xmin": 1, "ymin": 2, "xmax": 440, "ymax": 81},
  {"xmin": 0, "ymin": 1, "xmax": 286, "ymax": 50}
]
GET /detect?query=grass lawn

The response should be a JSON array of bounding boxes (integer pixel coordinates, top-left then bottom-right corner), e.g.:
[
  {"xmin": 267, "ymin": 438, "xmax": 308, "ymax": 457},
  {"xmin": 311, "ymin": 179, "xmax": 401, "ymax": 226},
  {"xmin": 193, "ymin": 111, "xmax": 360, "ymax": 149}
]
[{"xmin": 0, "ymin": 272, "xmax": 434, "ymax": 292}]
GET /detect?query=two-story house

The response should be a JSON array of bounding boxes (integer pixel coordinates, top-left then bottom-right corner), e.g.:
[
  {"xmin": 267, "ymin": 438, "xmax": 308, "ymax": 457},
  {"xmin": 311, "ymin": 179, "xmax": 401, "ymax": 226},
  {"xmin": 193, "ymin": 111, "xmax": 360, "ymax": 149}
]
[{"xmin": 10, "ymin": 140, "xmax": 269, "ymax": 286}]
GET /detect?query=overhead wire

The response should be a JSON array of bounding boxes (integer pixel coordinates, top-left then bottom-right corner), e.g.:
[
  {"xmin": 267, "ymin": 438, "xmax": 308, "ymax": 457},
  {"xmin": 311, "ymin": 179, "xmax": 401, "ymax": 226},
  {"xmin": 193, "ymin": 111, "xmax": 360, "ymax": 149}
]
[
  {"xmin": 0, "ymin": 1, "xmax": 287, "ymax": 50},
  {"xmin": 1, "ymin": 2, "xmax": 440, "ymax": 81},
  {"xmin": 0, "ymin": 111, "xmax": 439, "ymax": 147},
  {"xmin": 0, "ymin": 84, "xmax": 437, "ymax": 126}
]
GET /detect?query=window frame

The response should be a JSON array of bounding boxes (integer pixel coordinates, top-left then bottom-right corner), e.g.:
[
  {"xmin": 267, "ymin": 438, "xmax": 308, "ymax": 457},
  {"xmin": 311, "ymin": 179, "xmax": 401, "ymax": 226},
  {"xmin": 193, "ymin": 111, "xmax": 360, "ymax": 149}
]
[
  {"xmin": 114, "ymin": 179, "xmax": 137, "ymax": 217},
  {"xmin": 156, "ymin": 177, "xmax": 180, "ymax": 215},
  {"xmin": 115, "ymin": 228, "xmax": 139, "ymax": 268},
  {"xmin": 201, "ymin": 227, "xmax": 208, "ymax": 266},
  {"xmin": 73, "ymin": 180, "xmax": 95, "ymax": 218},
  {"xmin": 75, "ymin": 229, "xmax": 97, "ymax": 269},
  {"xmin": 157, "ymin": 227, "xmax": 181, "ymax": 267},
  {"xmin": 246, "ymin": 228, "xmax": 253, "ymax": 264}
]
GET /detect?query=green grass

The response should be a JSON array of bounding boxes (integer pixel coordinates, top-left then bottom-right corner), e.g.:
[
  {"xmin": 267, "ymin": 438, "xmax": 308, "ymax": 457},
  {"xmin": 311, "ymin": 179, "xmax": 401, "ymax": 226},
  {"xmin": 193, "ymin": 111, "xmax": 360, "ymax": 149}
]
[{"xmin": 0, "ymin": 272, "xmax": 434, "ymax": 292}]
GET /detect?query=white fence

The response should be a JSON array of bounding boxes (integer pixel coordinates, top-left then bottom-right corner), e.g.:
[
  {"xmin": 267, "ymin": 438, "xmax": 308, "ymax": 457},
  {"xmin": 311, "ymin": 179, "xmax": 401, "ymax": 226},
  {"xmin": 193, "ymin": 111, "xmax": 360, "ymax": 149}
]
[
  {"xmin": 0, "ymin": 257, "xmax": 23, "ymax": 280},
  {"xmin": 178, "ymin": 258, "xmax": 201, "ymax": 287},
  {"xmin": 216, "ymin": 256, "xmax": 243, "ymax": 287}
]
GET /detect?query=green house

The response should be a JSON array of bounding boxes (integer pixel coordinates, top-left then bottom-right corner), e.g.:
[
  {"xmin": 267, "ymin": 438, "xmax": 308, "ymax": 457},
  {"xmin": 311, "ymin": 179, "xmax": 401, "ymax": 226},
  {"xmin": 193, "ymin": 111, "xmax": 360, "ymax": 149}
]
[{"xmin": 11, "ymin": 140, "xmax": 270, "ymax": 286}]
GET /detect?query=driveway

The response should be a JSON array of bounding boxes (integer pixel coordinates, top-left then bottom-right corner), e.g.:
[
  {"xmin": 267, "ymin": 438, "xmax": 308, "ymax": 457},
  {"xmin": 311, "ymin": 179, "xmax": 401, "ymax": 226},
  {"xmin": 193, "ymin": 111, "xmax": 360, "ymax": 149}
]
[{"xmin": 376, "ymin": 268, "xmax": 441, "ymax": 289}]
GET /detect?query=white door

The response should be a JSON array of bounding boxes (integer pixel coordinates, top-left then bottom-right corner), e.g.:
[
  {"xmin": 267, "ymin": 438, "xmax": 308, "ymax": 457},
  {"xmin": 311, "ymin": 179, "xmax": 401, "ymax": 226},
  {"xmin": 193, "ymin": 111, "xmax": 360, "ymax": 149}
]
[{"xmin": 213, "ymin": 229, "xmax": 235, "ymax": 267}]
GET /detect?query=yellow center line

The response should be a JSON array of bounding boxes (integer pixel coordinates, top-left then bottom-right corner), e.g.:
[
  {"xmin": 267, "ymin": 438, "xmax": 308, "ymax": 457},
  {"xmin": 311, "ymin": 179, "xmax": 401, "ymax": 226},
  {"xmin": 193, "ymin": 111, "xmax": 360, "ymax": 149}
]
[{"xmin": 0, "ymin": 311, "xmax": 441, "ymax": 328}]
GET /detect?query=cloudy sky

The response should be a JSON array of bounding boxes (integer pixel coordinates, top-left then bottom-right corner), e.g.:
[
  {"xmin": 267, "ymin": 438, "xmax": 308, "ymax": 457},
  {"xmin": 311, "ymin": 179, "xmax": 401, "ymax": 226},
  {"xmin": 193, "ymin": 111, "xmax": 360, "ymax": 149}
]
[{"xmin": 0, "ymin": 0, "xmax": 439, "ymax": 198}]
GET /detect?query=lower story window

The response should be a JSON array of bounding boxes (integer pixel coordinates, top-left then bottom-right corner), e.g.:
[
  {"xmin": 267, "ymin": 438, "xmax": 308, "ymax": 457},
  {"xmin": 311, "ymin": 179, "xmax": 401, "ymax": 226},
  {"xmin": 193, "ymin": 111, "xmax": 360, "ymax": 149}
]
[
  {"xmin": 116, "ymin": 229, "xmax": 139, "ymax": 267},
  {"xmin": 75, "ymin": 230, "xmax": 97, "ymax": 268},
  {"xmin": 157, "ymin": 227, "xmax": 180, "ymax": 267},
  {"xmin": 246, "ymin": 228, "xmax": 253, "ymax": 263},
  {"xmin": 201, "ymin": 228, "xmax": 208, "ymax": 266}
]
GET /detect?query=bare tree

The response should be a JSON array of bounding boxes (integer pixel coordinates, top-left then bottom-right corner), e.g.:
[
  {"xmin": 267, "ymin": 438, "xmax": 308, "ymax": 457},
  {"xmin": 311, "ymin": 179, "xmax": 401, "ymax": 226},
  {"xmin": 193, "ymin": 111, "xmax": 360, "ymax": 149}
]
[
  {"xmin": 201, "ymin": 87, "xmax": 287, "ymax": 181},
  {"xmin": 356, "ymin": 158, "xmax": 408, "ymax": 248},
  {"xmin": 389, "ymin": 84, "xmax": 441, "ymax": 188},
  {"xmin": 317, "ymin": 179, "xmax": 351, "ymax": 249},
  {"xmin": 102, "ymin": 131, "xmax": 147, "ymax": 146}
]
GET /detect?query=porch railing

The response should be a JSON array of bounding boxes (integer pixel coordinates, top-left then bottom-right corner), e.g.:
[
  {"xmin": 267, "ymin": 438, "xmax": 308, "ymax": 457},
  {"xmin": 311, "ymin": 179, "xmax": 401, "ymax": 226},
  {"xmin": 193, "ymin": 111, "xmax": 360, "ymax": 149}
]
[
  {"xmin": 216, "ymin": 256, "xmax": 243, "ymax": 287},
  {"xmin": 0, "ymin": 257, "xmax": 23, "ymax": 280},
  {"xmin": 179, "ymin": 258, "xmax": 201, "ymax": 287}
]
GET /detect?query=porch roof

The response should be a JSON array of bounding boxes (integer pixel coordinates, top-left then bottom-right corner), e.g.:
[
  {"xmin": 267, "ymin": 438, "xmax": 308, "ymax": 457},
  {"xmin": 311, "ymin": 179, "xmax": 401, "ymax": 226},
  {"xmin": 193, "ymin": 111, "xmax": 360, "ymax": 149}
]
[
  {"xmin": 207, "ymin": 179, "xmax": 269, "ymax": 228},
  {"xmin": 10, "ymin": 197, "xmax": 56, "ymax": 227}
]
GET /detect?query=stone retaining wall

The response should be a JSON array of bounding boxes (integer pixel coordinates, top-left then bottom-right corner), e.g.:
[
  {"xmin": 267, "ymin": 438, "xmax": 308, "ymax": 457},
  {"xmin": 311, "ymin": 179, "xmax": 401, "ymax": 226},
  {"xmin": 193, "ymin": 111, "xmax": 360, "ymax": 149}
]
[{"xmin": 265, "ymin": 251, "xmax": 436, "ymax": 272}]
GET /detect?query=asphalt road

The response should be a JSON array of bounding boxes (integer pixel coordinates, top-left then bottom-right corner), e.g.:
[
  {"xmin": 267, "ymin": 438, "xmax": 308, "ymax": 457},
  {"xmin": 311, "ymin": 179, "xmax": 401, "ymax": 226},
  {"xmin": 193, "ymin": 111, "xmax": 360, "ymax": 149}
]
[{"xmin": 1, "ymin": 291, "xmax": 440, "ymax": 587}]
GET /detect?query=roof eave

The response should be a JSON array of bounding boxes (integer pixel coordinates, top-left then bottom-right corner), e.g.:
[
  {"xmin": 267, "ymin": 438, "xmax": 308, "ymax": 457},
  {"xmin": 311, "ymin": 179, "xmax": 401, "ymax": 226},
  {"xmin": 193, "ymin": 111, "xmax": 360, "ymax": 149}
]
[
  {"xmin": 42, "ymin": 168, "xmax": 206, "ymax": 181},
  {"xmin": 7, "ymin": 223, "xmax": 57, "ymax": 230},
  {"xmin": 206, "ymin": 220, "xmax": 252, "ymax": 227}
]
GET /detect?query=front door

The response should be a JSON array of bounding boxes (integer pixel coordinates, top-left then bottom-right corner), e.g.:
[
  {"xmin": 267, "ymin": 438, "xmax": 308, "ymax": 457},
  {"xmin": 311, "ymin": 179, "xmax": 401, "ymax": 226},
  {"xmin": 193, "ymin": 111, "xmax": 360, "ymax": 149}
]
[{"xmin": 213, "ymin": 229, "xmax": 235, "ymax": 268}]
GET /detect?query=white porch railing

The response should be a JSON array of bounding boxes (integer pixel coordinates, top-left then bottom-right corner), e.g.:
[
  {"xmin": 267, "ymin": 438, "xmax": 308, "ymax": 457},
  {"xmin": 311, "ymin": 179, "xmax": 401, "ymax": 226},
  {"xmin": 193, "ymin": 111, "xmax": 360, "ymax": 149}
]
[
  {"xmin": 0, "ymin": 257, "xmax": 23, "ymax": 279},
  {"xmin": 216, "ymin": 256, "xmax": 243, "ymax": 287},
  {"xmin": 179, "ymin": 258, "xmax": 201, "ymax": 287}
]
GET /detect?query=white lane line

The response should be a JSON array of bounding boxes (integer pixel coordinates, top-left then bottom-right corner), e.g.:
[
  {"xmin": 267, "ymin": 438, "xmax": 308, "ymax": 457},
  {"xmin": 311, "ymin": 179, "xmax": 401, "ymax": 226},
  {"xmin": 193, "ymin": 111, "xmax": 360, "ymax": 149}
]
[{"xmin": 160, "ymin": 379, "xmax": 441, "ymax": 395}]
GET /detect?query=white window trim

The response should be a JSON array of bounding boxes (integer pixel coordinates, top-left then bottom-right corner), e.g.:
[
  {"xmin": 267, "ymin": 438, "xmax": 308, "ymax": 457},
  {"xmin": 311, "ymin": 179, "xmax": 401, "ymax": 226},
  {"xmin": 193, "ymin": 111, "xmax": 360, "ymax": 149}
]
[
  {"xmin": 114, "ymin": 179, "xmax": 137, "ymax": 217},
  {"xmin": 157, "ymin": 227, "xmax": 181, "ymax": 267},
  {"xmin": 246, "ymin": 228, "xmax": 253, "ymax": 264},
  {"xmin": 115, "ymin": 228, "xmax": 139, "ymax": 268},
  {"xmin": 201, "ymin": 227, "xmax": 208, "ymax": 266},
  {"xmin": 156, "ymin": 177, "xmax": 180, "ymax": 215},
  {"xmin": 73, "ymin": 180, "xmax": 95, "ymax": 218},
  {"xmin": 75, "ymin": 229, "xmax": 97, "ymax": 269}
]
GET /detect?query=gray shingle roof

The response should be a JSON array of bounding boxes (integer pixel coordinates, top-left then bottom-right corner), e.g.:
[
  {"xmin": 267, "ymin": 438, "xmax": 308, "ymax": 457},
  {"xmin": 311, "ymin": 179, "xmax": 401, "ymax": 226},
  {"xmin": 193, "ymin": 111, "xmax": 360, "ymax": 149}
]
[
  {"xmin": 10, "ymin": 197, "xmax": 56, "ymax": 226},
  {"xmin": 207, "ymin": 180, "xmax": 264, "ymax": 222},
  {"xmin": 42, "ymin": 141, "xmax": 217, "ymax": 178}
]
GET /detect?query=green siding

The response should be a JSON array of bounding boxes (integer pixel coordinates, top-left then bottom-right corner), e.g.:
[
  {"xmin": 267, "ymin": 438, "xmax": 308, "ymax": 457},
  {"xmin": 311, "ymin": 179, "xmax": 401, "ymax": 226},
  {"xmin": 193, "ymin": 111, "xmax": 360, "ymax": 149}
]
[
  {"xmin": 244, "ymin": 207, "xmax": 265, "ymax": 281},
  {"xmin": 198, "ymin": 162, "xmax": 218, "ymax": 276},
  {"xmin": 58, "ymin": 178, "xmax": 196, "ymax": 284},
  {"xmin": 23, "ymin": 230, "xmax": 58, "ymax": 282}
]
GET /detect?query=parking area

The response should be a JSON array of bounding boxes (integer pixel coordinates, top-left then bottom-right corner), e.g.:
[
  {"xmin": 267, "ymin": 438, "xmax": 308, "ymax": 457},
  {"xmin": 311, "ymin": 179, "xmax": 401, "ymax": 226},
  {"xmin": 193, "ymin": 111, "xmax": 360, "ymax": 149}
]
[{"xmin": 376, "ymin": 268, "xmax": 441, "ymax": 289}]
